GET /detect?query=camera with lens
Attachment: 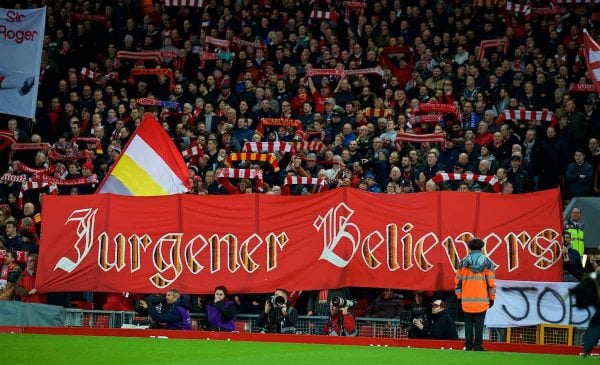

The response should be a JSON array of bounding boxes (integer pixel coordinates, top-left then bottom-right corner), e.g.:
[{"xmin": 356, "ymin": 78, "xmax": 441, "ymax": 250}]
[
  {"xmin": 134, "ymin": 294, "xmax": 167, "ymax": 315},
  {"xmin": 331, "ymin": 297, "xmax": 357, "ymax": 308},
  {"xmin": 270, "ymin": 295, "xmax": 286, "ymax": 307}
]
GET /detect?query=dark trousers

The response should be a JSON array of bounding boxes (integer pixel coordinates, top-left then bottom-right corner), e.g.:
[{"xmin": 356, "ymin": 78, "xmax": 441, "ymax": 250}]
[
  {"xmin": 464, "ymin": 311, "xmax": 486, "ymax": 350},
  {"xmin": 583, "ymin": 308, "xmax": 600, "ymax": 355}
]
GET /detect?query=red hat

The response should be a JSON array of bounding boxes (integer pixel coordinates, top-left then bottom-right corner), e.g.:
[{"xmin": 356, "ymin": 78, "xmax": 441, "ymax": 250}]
[{"xmin": 82, "ymin": 162, "xmax": 94, "ymax": 170}]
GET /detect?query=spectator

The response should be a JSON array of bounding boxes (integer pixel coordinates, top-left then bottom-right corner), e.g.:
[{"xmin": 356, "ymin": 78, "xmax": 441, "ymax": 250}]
[
  {"xmin": 0, "ymin": 251, "xmax": 21, "ymax": 301},
  {"xmin": 13, "ymin": 254, "xmax": 47, "ymax": 304},
  {"xmin": 138, "ymin": 289, "xmax": 192, "ymax": 330},
  {"xmin": 4, "ymin": 220, "xmax": 22, "ymax": 251},
  {"xmin": 365, "ymin": 288, "xmax": 404, "ymax": 319},
  {"xmin": 455, "ymin": 238, "xmax": 496, "ymax": 351},
  {"xmin": 412, "ymin": 299, "xmax": 458, "ymax": 340},
  {"xmin": 203, "ymin": 285, "xmax": 236, "ymax": 332},
  {"xmin": 562, "ymin": 232, "xmax": 583, "ymax": 282},
  {"xmin": 408, "ymin": 291, "xmax": 431, "ymax": 339},
  {"xmin": 565, "ymin": 150, "xmax": 594, "ymax": 197},
  {"xmin": 506, "ymin": 153, "xmax": 534, "ymax": 194}
]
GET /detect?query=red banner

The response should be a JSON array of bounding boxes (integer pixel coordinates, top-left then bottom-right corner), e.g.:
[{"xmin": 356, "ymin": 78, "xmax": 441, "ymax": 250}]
[{"xmin": 36, "ymin": 189, "xmax": 563, "ymax": 294}]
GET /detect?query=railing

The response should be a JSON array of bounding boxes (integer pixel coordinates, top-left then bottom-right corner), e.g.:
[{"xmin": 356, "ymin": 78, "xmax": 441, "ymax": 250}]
[
  {"xmin": 65, "ymin": 309, "xmax": 411, "ymax": 338},
  {"xmin": 64, "ymin": 309, "xmax": 587, "ymax": 345}
]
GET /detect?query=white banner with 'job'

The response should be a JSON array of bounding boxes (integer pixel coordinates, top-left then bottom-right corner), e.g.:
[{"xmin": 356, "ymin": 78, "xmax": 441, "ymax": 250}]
[
  {"xmin": 0, "ymin": 7, "xmax": 45, "ymax": 118},
  {"xmin": 485, "ymin": 280, "xmax": 594, "ymax": 328}
]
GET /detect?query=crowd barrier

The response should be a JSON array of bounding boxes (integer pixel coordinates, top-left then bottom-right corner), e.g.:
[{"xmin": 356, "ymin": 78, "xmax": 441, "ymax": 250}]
[{"xmin": 63, "ymin": 309, "xmax": 587, "ymax": 345}]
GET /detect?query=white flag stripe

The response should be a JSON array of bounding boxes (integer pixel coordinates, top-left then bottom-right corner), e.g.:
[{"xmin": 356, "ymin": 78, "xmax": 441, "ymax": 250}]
[
  {"xmin": 594, "ymin": 69, "xmax": 600, "ymax": 81},
  {"xmin": 589, "ymin": 48, "xmax": 600, "ymax": 64},
  {"xmin": 126, "ymin": 135, "xmax": 189, "ymax": 193}
]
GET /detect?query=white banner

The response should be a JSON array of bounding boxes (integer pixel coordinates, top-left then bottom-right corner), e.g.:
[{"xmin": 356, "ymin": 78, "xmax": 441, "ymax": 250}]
[
  {"xmin": 0, "ymin": 7, "xmax": 45, "ymax": 118},
  {"xmin": 485, "ymin": 280, "xmax": 594, "ymax": 328}
]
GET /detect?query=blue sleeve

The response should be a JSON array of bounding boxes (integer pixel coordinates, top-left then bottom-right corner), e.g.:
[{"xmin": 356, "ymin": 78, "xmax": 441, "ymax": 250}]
[
  {"xmin": 147, "ymin": 305, "xmax": 182, "ymax": 323},
  {"xmin": 285, "ymin": 307, "xmax": 298, "ymax": 326}
]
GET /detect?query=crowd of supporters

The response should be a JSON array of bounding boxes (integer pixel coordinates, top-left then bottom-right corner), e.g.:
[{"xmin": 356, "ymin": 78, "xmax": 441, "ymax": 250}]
[{"xmin": 0, "ymin": 0, "xmax": 599, "ymax": 309}]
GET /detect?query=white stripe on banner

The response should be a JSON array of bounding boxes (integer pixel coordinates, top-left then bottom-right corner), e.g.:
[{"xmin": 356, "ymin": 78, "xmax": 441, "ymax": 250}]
[
  {"xmin": 590, "ymin": 48, "xmax": 600, "ymax": 63},
  {"xmin": 126, "ymin": 135, "xmax": 189, "ymax": 194},
  {"xmin": 0, "ymin": 7, "xmax": 45, "ymax": 118},
  {"xmin": 484, "ymin": 280, "xmax": 592, "ymax": 328}
]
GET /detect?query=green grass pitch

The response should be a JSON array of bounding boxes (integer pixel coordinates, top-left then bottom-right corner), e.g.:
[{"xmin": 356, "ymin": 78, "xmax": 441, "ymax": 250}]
[{"xmin": 1, "ymin": 334, "xmax": 589, "ymax": 365}]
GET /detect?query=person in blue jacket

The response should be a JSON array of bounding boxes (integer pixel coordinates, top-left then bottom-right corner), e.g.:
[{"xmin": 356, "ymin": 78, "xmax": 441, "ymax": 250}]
[{"xmin": 139, "ymin": 289, "xmax": 192, "ymax": 330}]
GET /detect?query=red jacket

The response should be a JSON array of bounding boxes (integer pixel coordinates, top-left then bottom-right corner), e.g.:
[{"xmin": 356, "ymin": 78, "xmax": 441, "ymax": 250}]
[
  {"xmin": 323, "ymin": 312, "xmax": 356, "ymax": 336},
  {"xmin": 16, "ymin": 270, "xmax": 47, "ymax": 304}
]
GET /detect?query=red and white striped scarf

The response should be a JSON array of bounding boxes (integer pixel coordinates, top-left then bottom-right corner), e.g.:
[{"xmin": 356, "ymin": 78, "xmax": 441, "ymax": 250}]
[
  {"xmin": 417, "ymin": 103, "xmax": 461, "ymax": 119},
  {"xmin": 10, "ymin": 142, "xmax": 51, "ymax": 152},
  {"xmin": 29, "ymin": 174, "xmax": 98, "ymax": 186},
  {"xmin": 505, "ymin": 1, "xmax": 564, "ymax": 16},
  {"xmin": 0, "ymin": 130, "xmax": 17, "ymax": 146},
  {"xmin": 219, "ymin": 168, "xmax": 264, "ymax": 192},
  {"xmin": 205, "ymin": 36, "xmax": 231, "ymax": 51},
  {"xmin": 284, "ymin": 176, "xmax": 326, "ymax": 186},
  {"xmin": 1, "ymin": 173, "xmax": 27, "ymax": 183},
  {"xmin": 344, "ymin": 1, "xmax": 367, "ymax": 23},
  {"xmin": 116, "ymin": 50, "xmax": 162, "ymax": 65},
  {"xmin": 310, "ymin": 10, "xmax": 339, "ymax": 21},
  {"xmin": 394, "ymin": 132, "xmax": 446, "ymax": 151},
  {"xmin": 232, "ymin": 37, "xmax": 262, "ymax": 49},
  {"xmin": 499, "ymin": 110, "xmax": 556, "ymax": 124},
  {"xmin": 256, "ymin": 118, "xmax": 303, "ymax": 136},
  {"xmin": 432, "ymin": 172, "xmax": 500, "ymax": 192},
  {"xmin": 306, "ymin": 67, "xmax": 384, "ymax": 79},
  {"xmin": 163, "ymin": 0, "xmax": 204, "ymax": 7},
  {"xmin": 306, "ymin": 68, "xmax": 345, "ymax": 78},
  {"xmin": 243, "ymin": 142, "xmax": 296, "ymax": 154},
  {"xmin": 505, "ymin": 1, "xmax": 531, "ymax": 15},
  {"xmin": 12, "ymin": 161, "xmax": 56, "ymax": 176},
  {"xmin": 182, "ymin": 145, "xmax": 204, "ymax": 159},
  {"xmin": 80, "ymin": 68, "xmax": 119, "ymax": 82},
  {"xmin": 225, "ymin": 153, "xmax": 280, "ymax": 172},
  {"xmin": 295, "ymin": 141, "xmax": 325, "ymax": 153},
  {"xmin": 554, "ymin": 0, "xmax": 599, "ymax": 4},
  {"xmin": 19, "ymin": 181, "xmax": 58, "ymax": 209},
  {"xmin": 345, "ymin": 67, "xmax": 385, "ymax": 77},
  {"xmin": 48, "ymin": 150, "xmax": 91, "ymax": 162},
  {"xmin": 418, "ymin": 114, "xmax": 444, "ymax": 124},
  {"xmin": 9, "ymin": 142, "xmax": 51, "ymax": 163},
  {"xmin": 569, "ymin": 83, "xmax": 597, "ymax": 93},
  {"xmin": 219, "ymin": 168, "xmax": 263, "ymax": 179},
  {"xmin": 160, "ymin": 50, "xmax": 178, "ymax": 59},
  {"xmin": 477, "ymin": 39, "xmax": 509, "ymax": 61},
  {"xmin": 71, "ymin": 13, "xmax": 108, "ymax": 23}
]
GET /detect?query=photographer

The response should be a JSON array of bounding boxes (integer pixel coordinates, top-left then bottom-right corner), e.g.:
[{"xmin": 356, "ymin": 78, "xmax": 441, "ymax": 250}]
[
  {"xmin": 138, "ymin": 289, "xmax": 192, "ymax": 330},
  {"xmin": 203, "ymin": 286, "xmax": 236, "ymax": 332},
  {"xmin": 256, "ymin": 289, "xmax": 298, "ymax": 334},
  {"xmin": 413, "ymin": 300, "xmax": 458, "ymax": 340},
  {"xmin": 323, "ymin": 297, "xmax": 357, "ymax": 336}
]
